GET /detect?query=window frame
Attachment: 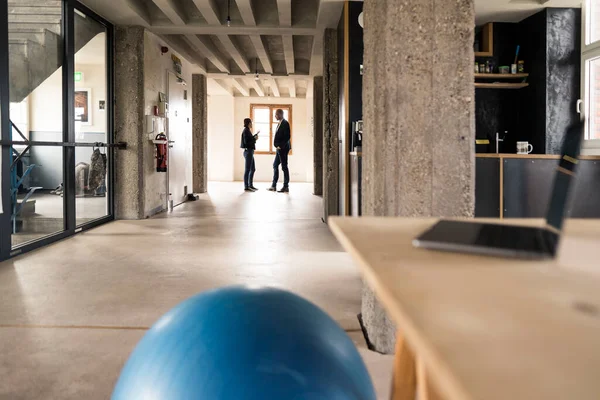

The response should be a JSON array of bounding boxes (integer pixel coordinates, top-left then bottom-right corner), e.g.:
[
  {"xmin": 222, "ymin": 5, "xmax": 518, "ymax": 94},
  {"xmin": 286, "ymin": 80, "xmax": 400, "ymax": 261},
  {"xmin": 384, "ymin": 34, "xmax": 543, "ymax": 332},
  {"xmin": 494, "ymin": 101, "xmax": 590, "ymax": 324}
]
[
  {"xmin": 250, "ymin": 104, "xmax": 293, "ymax": 155},
  {"xmin": 582, "ymin": 0, "xmax": 600, "ymax": 148}
]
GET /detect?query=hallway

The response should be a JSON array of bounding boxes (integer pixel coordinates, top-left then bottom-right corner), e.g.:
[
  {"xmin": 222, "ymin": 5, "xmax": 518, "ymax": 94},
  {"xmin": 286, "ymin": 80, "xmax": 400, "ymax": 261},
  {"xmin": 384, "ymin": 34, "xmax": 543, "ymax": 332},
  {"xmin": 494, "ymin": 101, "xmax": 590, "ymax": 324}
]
[{"xmin": 0, "ymin": 182, "xmax": 392, "ymax": 399}]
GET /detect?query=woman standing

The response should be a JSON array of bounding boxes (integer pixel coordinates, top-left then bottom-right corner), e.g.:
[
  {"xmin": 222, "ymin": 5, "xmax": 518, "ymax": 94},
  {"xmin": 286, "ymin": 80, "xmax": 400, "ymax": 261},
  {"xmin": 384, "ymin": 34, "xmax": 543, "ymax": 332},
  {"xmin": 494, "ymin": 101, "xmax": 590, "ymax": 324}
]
[{"xmin": 240, "ymin": 118, "xmax": 259, "ymax": 192}]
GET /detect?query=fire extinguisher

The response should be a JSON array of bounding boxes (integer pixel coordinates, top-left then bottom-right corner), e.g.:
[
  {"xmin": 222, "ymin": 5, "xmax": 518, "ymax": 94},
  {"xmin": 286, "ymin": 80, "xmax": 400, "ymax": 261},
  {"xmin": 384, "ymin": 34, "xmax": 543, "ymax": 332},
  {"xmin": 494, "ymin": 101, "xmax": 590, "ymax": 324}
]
[{"xmin": 155, "ymin": 133, "xmax": 168, "ymax": 172}]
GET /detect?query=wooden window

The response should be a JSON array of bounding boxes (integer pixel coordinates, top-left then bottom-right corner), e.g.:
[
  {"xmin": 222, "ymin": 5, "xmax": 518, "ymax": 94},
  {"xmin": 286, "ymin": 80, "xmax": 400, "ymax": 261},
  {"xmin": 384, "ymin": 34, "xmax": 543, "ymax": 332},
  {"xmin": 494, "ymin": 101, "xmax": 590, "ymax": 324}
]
[{"xmin": 250, "ymin": 104, "xmax": 293, "ymax": 154}]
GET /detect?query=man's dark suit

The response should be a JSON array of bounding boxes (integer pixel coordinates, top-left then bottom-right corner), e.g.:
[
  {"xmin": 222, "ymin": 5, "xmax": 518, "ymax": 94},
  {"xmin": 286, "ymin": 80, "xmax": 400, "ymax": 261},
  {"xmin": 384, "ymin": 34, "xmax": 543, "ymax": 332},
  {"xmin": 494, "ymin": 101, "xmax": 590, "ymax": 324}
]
[{"xmin": 272, "ymin": 119, "xmax": 291, "ymax": 188}]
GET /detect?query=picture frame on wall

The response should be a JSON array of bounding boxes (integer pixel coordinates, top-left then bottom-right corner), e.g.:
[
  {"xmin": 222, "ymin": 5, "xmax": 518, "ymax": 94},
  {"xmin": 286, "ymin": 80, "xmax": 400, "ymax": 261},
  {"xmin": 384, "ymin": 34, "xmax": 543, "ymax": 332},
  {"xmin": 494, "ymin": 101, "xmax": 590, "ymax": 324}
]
[{"xmin": 75, "ymin": 88, "xmax": 92, "ymax": 125}]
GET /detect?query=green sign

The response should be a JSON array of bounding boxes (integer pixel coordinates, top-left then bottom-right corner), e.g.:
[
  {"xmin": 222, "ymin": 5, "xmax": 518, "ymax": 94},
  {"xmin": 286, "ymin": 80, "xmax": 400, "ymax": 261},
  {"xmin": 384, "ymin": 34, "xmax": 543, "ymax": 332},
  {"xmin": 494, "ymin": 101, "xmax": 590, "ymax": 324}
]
[{"xmin": 74, "ymin": 72, "xmax": 82, "ymax": 82}]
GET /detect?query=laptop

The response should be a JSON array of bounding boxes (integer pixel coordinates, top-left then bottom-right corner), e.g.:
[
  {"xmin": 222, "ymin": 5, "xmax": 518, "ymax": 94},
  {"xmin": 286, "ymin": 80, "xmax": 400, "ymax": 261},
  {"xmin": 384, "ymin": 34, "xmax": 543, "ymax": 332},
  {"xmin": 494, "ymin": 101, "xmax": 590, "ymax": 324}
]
[{"xmin": 413, "ymin": 121, "xmax": 584, "ymax": 259}]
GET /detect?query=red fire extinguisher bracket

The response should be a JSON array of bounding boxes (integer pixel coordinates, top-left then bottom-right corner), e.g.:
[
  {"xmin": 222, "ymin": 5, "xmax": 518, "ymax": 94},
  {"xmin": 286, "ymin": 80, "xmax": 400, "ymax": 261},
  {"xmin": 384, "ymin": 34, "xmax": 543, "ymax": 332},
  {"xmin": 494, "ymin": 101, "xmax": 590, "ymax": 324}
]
[{"xmin": 155, "ymin": 133, "xmax": 168, "ymax": 172}]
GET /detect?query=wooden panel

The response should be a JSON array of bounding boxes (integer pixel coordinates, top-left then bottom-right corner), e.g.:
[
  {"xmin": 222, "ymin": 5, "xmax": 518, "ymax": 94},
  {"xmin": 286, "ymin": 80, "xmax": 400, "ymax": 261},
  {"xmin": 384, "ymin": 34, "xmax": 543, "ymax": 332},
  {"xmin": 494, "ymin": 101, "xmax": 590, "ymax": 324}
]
[
  {"xmin": 474, "ymin": 23, "xmax": 493, "ymax": 57},
  {"xmin": 475, "ymin": 73, "xmax": 529, "ymax": 79},
  {"xmin": 475, "ymin": 83, "xmax": 529, "ymax": 89},
  {"xmin": 329, "ymin": 216, "xmax": 600, "ymax": 400},
  {"xmin": 475, "ymin": 157, "xmax": 500, "ymax": 218}
]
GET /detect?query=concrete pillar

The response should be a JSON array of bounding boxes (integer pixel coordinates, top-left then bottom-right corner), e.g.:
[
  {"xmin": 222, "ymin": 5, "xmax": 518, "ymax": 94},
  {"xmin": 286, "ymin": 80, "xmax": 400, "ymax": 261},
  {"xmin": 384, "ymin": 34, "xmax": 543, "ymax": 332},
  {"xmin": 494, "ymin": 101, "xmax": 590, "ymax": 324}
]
[
  {"xmin": 323, "ymin": 29, "xmax": 339, "ymax": 220},
  {"xmin": 192, "ymin": 74, "xmax": 208, "ymax": 193},
  {"xmin": 313, "ymin": 76, "xmax": 324, "ymax": 196},
  {"xmin": 114, "ymin": 26, "xmax": 145, "ymax": 220},
  {"xmin": 361, "ymin": 0, "xmax": 475, "ymax": 353}
]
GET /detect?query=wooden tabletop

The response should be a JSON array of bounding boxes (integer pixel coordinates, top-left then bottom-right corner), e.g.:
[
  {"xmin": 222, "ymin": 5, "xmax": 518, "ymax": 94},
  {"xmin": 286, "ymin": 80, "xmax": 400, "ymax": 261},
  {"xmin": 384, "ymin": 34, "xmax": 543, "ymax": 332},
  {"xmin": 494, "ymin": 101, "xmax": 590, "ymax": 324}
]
[{"xmin": 329, "ymin": 217, "xmax": 600, "ymax": 400}]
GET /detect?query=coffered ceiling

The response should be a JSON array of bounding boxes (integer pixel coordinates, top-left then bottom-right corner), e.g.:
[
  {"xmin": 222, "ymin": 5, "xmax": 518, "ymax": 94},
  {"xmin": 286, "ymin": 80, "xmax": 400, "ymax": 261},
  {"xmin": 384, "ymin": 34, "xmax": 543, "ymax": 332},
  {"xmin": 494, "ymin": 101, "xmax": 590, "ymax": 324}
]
[{"xmin": 79, "ymin": 0, "xmax": 345, "ymax": 97}]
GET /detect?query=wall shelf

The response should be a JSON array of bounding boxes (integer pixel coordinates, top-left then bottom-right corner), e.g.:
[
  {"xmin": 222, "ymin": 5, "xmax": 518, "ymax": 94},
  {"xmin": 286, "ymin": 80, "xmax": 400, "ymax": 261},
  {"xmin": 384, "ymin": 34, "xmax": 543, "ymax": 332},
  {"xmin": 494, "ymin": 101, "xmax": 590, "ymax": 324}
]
[
  {"xmin": 475, "ymin": 82, "xmax": 529, "ymax": 89},
  {"xmin": 474, "ymin": 23, "xmax": 494, "ymax": 57},
  {"xmin": 475, "ymin": 73, "xmax": 529, "ymax": 79}
]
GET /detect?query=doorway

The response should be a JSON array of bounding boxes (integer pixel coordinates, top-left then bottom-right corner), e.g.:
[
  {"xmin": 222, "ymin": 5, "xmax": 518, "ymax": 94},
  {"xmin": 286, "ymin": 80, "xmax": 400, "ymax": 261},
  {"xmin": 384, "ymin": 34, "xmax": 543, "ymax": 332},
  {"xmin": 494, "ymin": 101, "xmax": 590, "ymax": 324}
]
[{"xmin": 167, "ymin": 72, "xmax": 190, "ymax": 207}]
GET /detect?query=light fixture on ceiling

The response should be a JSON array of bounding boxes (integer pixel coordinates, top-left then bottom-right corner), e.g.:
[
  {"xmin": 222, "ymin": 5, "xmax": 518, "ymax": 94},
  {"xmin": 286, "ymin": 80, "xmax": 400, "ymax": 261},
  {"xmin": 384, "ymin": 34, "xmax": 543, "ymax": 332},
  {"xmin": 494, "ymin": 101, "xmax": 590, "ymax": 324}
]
[
  {"xmin": 254, "ymin": 58, "xmax": 260, "ymax": 80},
  {"xmin": 227, "ymin": 0, "xmax": 231, "ymax": 27}
]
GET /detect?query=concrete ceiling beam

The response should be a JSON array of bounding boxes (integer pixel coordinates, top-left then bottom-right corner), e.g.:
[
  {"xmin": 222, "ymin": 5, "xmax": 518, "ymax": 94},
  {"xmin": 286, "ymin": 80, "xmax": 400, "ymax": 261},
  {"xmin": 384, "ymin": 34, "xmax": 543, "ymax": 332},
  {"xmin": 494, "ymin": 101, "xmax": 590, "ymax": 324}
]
[
  {"xmin": 150, "ymin": 0, "xmax": 187, "ymax": 25},
  {"xmin": 158, "ymin": 34, "xmax": 207, "ymax": 74},
  {"xmin": 276, "ymin": 0, "xmax": 292, "ymax": 27},
  {"xmin": 151, "ymin": 25, "xmax": 317, "ymax": 36},
  {"xmin": 184, "ymin": 34, "xmax": 230, "ymax": 73},
  {"xmin": 217, "ymin": 35, "xmax": 251, "ymax": 73},
  {"xmin": 282, "ymin": 35, "xmax": 295, "ymax": 75},
  {"xmin": 124, "ymin": 0, "xmax": 152, "ymax": 26},
  {"xmin": 249, "ymin": 35, "xmax": 273, "ymax": 74},
  {"xmin": 249, "ymin": 78, "xmax": 265, "ymax": 97},
  {"xmin": 234, "ymin": 0, "xmax": 256, "ymax": 26},
  {"xmin": 231, "ymin": 78, "xmax": 250, "ymax": 97},
  {"xmin": 192, "ymin": 0, "xmax": 221, "ymax": 25},
  {"xmin": 213, "ymin": 78, "xmax": 233, "ymax": 95},
  {"xmin": 206, "ymin": 73, "xmax": 310, "ymax": 81},
  {"xmin": 316, "ymin": 0, "xmax": 344, "ymax": 29},
  {"xmin": 309, "ymin": 30, "xmax": 323, "ymax": 76},
  {"xmin": 288, "ymin": 80, "xmax": 296, "ymax": 98},
  {"xmin": 267, "ymin": 77, "xmax": 281, "ymax": 97}
]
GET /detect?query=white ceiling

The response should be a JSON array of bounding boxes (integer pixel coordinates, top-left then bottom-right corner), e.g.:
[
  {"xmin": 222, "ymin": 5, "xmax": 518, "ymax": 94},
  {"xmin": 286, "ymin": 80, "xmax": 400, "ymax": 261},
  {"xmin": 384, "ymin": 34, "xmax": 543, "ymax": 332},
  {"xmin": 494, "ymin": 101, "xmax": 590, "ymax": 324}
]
[{"xmin": 475, "ymin": 0, "xmax": 582, "ymax": 25}]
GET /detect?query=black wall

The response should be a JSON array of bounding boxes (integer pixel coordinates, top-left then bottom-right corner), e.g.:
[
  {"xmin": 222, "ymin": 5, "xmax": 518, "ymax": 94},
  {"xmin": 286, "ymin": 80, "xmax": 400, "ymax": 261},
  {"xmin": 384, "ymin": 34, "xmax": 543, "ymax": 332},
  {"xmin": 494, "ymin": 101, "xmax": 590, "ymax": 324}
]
[
  {"xmin": 475, "ymin": 9, "xmax": 581, "ymax": 155},
  {"xmin": 520, "ymin": 10, "xmax": 548, "ymax": 154},
  {"xmin": 546, "ymin": 8, "xmax": 581, "ymax": 154}
]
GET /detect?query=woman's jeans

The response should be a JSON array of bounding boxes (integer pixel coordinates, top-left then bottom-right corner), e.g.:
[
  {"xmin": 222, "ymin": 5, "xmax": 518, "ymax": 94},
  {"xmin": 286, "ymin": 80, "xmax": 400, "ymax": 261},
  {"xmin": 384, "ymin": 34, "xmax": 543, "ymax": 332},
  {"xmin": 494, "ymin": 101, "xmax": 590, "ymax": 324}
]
[{"xmin": 243, "ymin": 149, "xmax": 256, "ymax": 188}]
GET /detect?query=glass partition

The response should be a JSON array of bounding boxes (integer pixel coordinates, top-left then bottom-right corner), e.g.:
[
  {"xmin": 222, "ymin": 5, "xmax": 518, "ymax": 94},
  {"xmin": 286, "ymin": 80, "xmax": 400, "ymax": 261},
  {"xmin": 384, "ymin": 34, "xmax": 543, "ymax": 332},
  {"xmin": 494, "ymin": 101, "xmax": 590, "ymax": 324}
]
[
  {"xmin": 74, "ymin": 10, "xmax": 109, "ymax": 225},
  {"xmin": 8, "ymin": 0, "xmax": 65, "ymax": 247}
]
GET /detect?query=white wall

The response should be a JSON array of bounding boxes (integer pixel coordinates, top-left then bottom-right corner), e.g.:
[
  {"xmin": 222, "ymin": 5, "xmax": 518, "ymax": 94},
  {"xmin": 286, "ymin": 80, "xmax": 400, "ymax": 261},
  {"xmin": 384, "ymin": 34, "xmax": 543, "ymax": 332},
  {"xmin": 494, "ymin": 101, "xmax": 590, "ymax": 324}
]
[
  {"xmin": 26, "ymin": 35, "xmax": 109, "ymax": 188},
  {"xmin": 74, "ymin": 64, "xmax": 107, "ymax": 135},
  {"xmin": 233, "ymin": 96, "xmax": 314, "ymax": 183},
  {"xmin": 208, "ymin": 94, "xmax": 235, "ymax": 181}
]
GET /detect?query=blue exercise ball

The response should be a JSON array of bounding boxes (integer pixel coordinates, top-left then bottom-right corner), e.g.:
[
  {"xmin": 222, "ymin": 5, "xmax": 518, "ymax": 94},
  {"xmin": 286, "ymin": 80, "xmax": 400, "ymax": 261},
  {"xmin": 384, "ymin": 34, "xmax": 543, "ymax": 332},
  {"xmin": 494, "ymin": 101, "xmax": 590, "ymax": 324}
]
[{"xmin": 112, "ymin": 286, "xmax": 376, "ymax": 400}]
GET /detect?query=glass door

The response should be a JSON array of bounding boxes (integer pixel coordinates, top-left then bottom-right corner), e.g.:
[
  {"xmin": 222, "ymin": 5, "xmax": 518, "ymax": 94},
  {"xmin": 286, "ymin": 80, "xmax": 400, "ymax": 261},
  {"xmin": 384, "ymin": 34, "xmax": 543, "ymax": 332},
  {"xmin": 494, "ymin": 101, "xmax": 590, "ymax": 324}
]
[
  {"xmin": 6, "ymin": 0, "xmax": 66, "ymax": 248},
  {"xmin": 0, "ymin": 0, "xmax": 114, "ymax": 261},
  {"xmin": 73, "ymin": 5, "xmax": 111, "ymax": 226}
]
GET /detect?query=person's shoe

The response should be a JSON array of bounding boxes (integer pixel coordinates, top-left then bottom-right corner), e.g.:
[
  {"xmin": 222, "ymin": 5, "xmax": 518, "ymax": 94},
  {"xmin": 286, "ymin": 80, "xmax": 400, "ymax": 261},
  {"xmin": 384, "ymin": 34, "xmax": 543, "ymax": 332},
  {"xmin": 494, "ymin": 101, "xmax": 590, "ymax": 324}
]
[
  {"xmin": 278, "ymin": 187, "xmax": 289, "ymax": 193},
  {"xmin": 267, "ymin": 186, "xmax": 277, "ymax": 192},
  {"xmin": 244, "ymin": 187, "xmax": 255, "ymax": 192},
  {"xmin": 250, "ymin": 186, "xmax": 259, "ymax": 191}
]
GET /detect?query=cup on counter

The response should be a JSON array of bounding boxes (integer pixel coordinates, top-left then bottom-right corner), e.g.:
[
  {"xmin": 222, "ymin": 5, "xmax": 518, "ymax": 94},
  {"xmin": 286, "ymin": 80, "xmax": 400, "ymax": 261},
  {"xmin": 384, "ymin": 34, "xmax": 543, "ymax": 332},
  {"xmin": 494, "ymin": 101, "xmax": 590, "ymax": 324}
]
[{"xmin": 517, "ymin": 141, "xmax": 533, "ymax": 154}]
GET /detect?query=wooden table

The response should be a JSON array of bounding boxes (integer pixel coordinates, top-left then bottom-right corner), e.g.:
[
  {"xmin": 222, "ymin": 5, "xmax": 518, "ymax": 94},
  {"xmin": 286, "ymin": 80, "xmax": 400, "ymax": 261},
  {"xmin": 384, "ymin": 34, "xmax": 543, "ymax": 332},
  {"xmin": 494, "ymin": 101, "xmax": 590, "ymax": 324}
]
[{"xmin": 329, "ymin": 217, "xmax": 600, "ymax": 400}]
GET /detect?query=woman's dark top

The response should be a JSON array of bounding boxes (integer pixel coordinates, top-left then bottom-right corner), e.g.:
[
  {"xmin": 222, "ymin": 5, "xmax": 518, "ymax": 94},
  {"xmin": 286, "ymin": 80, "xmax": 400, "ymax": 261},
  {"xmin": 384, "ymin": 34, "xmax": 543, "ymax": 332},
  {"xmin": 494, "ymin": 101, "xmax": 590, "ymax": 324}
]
[{"xmin": 240, "ymin": 127, "xmax": 256, "ymax": 150}]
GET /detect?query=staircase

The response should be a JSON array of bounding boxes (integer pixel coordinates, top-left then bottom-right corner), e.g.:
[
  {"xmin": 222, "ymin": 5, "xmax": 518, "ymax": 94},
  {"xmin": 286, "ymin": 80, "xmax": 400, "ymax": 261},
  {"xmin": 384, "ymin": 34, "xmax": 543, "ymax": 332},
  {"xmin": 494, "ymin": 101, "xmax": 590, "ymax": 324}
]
[{"xmin": 8, "ymin": 0, "xmax": 104, "ymax": 103}]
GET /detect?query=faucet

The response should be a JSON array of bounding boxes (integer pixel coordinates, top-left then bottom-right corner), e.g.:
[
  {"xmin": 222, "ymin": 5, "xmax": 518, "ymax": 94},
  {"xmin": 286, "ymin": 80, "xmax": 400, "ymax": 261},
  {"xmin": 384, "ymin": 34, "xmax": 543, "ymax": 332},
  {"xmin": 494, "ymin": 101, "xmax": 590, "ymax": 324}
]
[{"xmin": 496, "ymin": 131, "xmax": 506, "ymax": 154}]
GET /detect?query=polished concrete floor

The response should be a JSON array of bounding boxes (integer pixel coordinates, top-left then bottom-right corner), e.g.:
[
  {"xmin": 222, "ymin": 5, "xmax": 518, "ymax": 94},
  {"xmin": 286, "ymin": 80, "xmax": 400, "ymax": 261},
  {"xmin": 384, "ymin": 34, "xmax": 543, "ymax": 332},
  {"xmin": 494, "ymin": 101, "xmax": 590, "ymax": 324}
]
[{"xmin": 0, "ymin": 182, "xmax": 393, "ymax": 399}]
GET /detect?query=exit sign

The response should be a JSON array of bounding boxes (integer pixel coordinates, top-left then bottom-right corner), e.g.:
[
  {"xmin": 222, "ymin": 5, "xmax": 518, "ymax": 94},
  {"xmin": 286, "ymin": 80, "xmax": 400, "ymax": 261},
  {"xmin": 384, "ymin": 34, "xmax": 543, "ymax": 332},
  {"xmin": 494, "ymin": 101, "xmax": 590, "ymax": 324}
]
[{"xmin": 74, "ymin": 72, "xmax": 83, "ymax": 82}]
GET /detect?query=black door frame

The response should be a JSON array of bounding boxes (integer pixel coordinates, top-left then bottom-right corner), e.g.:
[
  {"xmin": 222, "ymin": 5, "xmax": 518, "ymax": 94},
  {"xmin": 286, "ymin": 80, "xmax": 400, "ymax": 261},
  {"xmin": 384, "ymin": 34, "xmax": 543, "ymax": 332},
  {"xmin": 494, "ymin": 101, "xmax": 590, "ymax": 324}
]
[{"xmin": 0, "ymin": 0, "xmax": 115, "ymax": 261}]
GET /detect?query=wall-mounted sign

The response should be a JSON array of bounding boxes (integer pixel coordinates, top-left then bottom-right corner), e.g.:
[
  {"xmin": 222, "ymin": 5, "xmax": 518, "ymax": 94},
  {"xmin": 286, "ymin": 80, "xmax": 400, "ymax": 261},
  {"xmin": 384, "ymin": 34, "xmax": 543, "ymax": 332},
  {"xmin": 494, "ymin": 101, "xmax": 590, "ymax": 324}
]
[
  {"xmin": 171, "ymin": 54, "xmax": 182, "ymax": 75},
  {"xmin": 74, "ymin": 72, "xmax": 83, "ymax": 82}
]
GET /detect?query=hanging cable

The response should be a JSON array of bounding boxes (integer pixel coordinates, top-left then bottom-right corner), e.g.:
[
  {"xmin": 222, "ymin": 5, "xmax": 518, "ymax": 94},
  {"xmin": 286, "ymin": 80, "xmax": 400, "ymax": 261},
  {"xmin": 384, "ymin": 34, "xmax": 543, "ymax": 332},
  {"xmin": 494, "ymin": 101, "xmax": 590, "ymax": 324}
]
[{"xmin": 227, "ymin": 0, "xmax": 231, "ymax": 27}]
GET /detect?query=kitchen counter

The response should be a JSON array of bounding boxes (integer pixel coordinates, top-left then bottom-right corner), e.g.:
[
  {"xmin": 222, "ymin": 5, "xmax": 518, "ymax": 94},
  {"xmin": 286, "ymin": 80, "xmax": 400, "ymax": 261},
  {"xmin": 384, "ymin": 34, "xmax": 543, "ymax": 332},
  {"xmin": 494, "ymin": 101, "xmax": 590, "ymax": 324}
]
[{"xmin": 477, "ymin": 153, "xmax": 600, "ymax": 160}]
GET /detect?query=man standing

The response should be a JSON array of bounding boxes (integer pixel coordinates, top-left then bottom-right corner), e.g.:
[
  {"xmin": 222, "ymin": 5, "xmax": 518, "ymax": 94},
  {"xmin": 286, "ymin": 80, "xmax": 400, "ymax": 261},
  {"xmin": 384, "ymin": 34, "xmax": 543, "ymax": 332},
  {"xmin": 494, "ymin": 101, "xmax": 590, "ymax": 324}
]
[{"xmin": 268, "ymin": 109, "xmax": 291, "ymax": 193}]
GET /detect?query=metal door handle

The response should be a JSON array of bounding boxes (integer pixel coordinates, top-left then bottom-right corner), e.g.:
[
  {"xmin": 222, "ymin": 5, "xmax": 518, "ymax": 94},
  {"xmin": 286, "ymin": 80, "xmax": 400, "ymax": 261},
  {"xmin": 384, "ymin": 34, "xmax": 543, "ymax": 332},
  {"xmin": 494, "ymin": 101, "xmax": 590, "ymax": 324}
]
[{"xmin": 577, "ymin": 99, "xmax": 583, "ymax": 114}]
